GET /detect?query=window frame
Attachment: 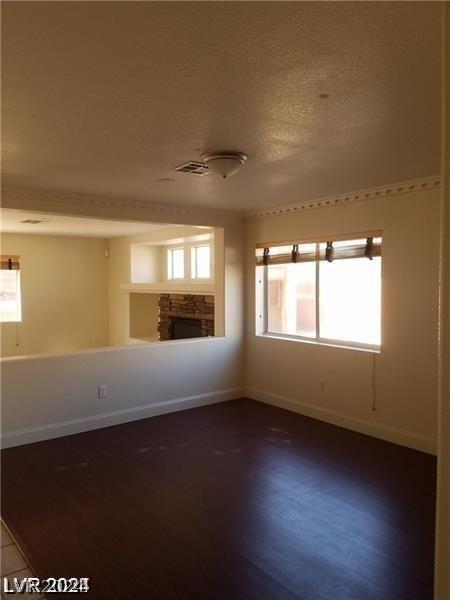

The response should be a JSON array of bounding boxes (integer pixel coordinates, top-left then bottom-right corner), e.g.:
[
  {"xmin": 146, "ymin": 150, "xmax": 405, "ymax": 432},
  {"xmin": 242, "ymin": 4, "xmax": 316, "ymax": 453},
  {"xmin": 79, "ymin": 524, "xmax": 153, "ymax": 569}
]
[
  {"xmin": 191, "ymin": 243, "xmax": 212, "ymax": 280},
  {"xmin": 164, "ymin": 242, "xmax": 214, "ymax": 282},
  {"xmin": 259, "ymin": 242, "xmax": 381, "ymax": 352},
  {"xmin": 167, "ymin": 246, "xmax": 185, "ymax": 280}
]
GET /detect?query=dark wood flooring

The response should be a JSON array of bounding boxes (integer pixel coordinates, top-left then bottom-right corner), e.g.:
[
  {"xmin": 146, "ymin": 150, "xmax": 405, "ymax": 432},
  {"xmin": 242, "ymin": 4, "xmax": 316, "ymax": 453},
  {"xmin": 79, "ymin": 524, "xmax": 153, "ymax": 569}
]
[{"xmin": 1, "ymin": 399, "xmax": 436, "ymax": 600}]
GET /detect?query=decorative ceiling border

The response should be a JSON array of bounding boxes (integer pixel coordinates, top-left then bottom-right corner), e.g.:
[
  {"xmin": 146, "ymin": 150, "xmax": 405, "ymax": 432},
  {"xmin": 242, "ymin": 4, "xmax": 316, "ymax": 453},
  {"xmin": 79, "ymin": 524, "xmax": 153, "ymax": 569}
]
[
  {"xmin": 244, "ymin": 175, "xmax": 441, "ymax": 220},
  {"xmin": 2, "ymin": 175, "xmax": 441, "ymax": 222},
  {"xmin": 1, "ymin": 186, "xmax": 242, "ymax": 221}
]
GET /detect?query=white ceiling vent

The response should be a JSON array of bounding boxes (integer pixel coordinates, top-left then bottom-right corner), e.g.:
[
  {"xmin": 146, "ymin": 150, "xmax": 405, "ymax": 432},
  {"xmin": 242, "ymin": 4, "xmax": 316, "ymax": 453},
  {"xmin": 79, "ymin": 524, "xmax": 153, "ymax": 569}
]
[{"xmin": 173, "ymin": 161, "xmax": 210, "ymax": 176}]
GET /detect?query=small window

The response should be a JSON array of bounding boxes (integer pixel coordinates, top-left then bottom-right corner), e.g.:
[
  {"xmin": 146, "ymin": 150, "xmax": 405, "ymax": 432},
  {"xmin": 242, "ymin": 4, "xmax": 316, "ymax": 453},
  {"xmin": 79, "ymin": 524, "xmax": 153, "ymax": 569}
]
[
  {"xmin": 0, "ymin": 256, "xmax": 22, "ymax": 322},
  {"xmin": 257, "ymin": 235, "xmax": 382, "ymax": 349},
  {"xmin": 191, "ymin": 245, "xmax": 211, "ymax": 279},
  {"xmin": 167, "ymin": 247, "xmax": 184, "ymax": 279}
]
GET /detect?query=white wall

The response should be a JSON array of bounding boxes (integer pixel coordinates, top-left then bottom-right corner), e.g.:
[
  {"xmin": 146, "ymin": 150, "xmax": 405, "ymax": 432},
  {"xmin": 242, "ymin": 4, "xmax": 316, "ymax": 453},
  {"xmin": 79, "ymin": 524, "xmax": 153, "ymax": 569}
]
[
  {"xmin": 245, "ymin": 188, "xmax": 441, "ymax": 454},
  {"xmin": 1, "ymin": 204, "xmax": 244, "ymax": 447},
  {"xmin": 0, "ymin": 233, "xmax": 109, "ymax": 357}
]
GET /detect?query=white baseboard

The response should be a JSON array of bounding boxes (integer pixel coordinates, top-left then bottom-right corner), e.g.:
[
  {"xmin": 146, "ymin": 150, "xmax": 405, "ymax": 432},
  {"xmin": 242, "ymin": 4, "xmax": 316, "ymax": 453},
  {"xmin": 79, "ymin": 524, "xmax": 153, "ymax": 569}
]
[
  {"xmin": 3, "ymin": 387, "xmax": 436, "ymax": 455},
  {"xmin": 1, "ymin": 387, "xmax": 243, "ymax": 448},
  {"xmin": 245, "ymin": 387, "xmax": 437, "ymax": 455}
]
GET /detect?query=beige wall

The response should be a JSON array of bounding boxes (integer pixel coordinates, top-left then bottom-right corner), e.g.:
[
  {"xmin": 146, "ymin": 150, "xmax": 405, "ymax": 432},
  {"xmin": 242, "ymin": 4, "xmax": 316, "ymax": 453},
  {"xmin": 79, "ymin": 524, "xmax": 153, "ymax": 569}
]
[
  {"xmin": 129, "ymin": 293, "xmax": 159, "ymax": 341},
  {"xmin": 0, "ymin": 233, "xmax": 109, "ymax": 357},
  {"xmin": 130, "ymin": 244, "xmax": 162, "ymax": 283},
  {"xmin": 245, "ymin": 188, "xmax": 441, "ymax": 453},
  {"xmin": 1, "ymin": 204, "xmax": 244, "ymax": 447},
  {"xmin": 107, "ymin": 233, "xmax": 132, "ymax": 346},
  {"xmin": 0, "ymin": 226, "xmax": 221, "ymax": 356}
]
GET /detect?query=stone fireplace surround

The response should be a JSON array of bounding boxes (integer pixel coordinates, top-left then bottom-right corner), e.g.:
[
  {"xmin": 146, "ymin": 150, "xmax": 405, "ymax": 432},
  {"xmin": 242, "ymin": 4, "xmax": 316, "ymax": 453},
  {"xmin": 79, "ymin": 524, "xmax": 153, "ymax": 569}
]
[{"xmin": 158, "ymin": 294, "xmax": 214, "ymax": 341}]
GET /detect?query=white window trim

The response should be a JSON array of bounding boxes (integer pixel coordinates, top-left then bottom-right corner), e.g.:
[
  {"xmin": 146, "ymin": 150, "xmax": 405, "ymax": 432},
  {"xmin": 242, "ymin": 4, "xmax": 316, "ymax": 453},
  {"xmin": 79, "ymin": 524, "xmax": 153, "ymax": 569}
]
[
  {"xmin": 165, "ymin": 242, "xmax": 214, "ymax": 283},
  {"xmin": 167, "ymin": 246, "xmax": 185, "ymax": 280},
  {"xmin": 259, "ymin": 331, "xmax": 381, "ymax": 353},
  {"xmin": 191, "ymin": 243, "xmax": 213, "ymax": 280}
]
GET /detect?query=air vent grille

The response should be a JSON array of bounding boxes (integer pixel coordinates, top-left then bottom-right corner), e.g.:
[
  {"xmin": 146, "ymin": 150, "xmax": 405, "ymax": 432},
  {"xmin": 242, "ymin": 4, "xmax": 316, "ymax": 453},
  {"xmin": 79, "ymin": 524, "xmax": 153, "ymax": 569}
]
[{"xmin": 173, "ymin": 161, "xmax": 210, "ymax": 176}]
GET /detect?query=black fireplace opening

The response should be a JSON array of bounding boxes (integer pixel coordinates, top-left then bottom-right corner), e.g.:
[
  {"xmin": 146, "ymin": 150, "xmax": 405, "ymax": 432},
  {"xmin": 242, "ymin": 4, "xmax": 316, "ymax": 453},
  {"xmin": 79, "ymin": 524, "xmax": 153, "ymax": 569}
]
[{"xmin": 170, "ymin": 317, "xmax": 203, "ymax": 340}]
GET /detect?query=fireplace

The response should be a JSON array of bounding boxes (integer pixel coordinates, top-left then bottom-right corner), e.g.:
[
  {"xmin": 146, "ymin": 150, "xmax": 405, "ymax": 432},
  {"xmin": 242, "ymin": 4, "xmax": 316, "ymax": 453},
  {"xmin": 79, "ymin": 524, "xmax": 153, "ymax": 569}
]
[
  {"xmin": 171, "ymin": 317, "xmax": 203, "ymax": 340},
  {"xmin": 158, "ymin": 294, "xmax": 214, "ymax": 341}
]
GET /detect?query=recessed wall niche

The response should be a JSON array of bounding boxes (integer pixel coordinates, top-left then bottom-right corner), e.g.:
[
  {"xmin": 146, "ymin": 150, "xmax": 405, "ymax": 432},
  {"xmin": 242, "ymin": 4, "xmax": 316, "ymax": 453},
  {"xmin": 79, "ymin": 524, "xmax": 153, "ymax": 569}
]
[
  {"xmin": 128, "ymin": 293, "xmax": 159, "ymax": 342},
  {"xmin": 130, "ymin": 244, "xmax": 162, "ymax": 284}
]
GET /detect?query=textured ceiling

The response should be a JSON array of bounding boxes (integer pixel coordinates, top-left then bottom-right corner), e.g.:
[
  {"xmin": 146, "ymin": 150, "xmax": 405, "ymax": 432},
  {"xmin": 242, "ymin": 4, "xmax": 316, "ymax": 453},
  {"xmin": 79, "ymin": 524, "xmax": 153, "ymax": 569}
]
[
  {"xmin": 0, "ymin": 209, "xmax": 177, "ymax": 238},
  {"xmin": 2, "ymin": 1, "xmax": 441, "ymax": 211}
]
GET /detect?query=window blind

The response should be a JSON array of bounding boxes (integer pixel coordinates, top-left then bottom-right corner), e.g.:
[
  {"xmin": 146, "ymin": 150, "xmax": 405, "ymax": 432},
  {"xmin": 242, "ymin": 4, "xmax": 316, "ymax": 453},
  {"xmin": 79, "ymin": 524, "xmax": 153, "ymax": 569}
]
[
  {"xmin": 255, "ymin": 231, "xmax": 382, "ymax": 266},
  {"xmin": 0, "ymin": 255, "xmax": 20, "ymax": 270}
]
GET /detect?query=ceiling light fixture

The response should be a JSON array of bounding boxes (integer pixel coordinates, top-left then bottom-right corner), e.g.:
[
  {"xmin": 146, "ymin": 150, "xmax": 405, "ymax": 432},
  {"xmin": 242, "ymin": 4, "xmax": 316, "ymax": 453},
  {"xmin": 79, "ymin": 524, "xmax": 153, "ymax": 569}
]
[{"xmin": 201, "ymin": 152, "xmax": 247, "ymax": 180}]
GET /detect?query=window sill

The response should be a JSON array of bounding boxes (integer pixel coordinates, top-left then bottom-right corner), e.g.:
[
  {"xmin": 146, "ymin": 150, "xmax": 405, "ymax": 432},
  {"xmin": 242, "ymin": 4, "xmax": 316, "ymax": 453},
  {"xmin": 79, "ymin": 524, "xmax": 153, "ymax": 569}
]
[
  {"xmin": 121, "ymin": 282, "xmax": 215, "ymax": 294},
  {"xmin": 257, "ymin": 332, "xmax": 380, "ymax": 354}
]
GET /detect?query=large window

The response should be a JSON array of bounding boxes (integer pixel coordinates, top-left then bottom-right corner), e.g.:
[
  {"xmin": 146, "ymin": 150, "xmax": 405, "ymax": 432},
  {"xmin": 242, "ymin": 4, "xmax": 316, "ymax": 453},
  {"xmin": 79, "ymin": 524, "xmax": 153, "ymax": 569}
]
[
  {"xmin": 0, "ymin": 256, "xmax": 22, "ymax": 322},
  {"xmin": 167, "ymin": 247, "xmax": 184, "ymax": 279},
  {"xmin": 257, "ymin": 234, "xmax": 381, "ymax": 348}
]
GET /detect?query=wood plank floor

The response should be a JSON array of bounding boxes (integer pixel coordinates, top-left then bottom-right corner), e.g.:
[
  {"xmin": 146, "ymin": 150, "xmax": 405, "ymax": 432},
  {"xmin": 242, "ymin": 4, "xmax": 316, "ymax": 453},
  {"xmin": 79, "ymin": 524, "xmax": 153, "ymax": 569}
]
[{"xmin": 1, "ymin": 399, "xmax": 436, "ymax": 600}]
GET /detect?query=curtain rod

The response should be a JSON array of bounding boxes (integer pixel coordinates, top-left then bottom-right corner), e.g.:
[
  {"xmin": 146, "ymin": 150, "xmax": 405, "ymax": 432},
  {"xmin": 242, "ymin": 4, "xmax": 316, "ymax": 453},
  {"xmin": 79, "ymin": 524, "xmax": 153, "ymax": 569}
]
[{"xmin": 255, "ymin": 230, "xmax": 383, "ymax": 249}]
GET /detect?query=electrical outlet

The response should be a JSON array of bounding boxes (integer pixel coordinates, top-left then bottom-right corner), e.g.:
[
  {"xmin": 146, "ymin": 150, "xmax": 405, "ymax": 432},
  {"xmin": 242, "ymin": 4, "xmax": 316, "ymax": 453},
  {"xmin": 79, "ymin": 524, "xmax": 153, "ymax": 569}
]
[{"xmin": 98, "ymin": 385, "xmax": 108, "ymax": 398}]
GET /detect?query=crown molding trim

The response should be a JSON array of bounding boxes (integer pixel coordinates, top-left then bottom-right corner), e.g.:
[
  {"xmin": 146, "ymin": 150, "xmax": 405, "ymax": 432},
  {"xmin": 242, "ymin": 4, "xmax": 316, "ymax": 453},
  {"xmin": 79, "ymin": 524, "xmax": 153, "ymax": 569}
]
[
  {"xmin": 1, "ymin": 186, "xmax": 242, "ymax": 221},
  {"xmin": 244, "ymin": 175, "xmax": 441, "ymax": 220},
  {"xmin": 2, "ymin": 175, "xmax": 441, "ymax": 223}
]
